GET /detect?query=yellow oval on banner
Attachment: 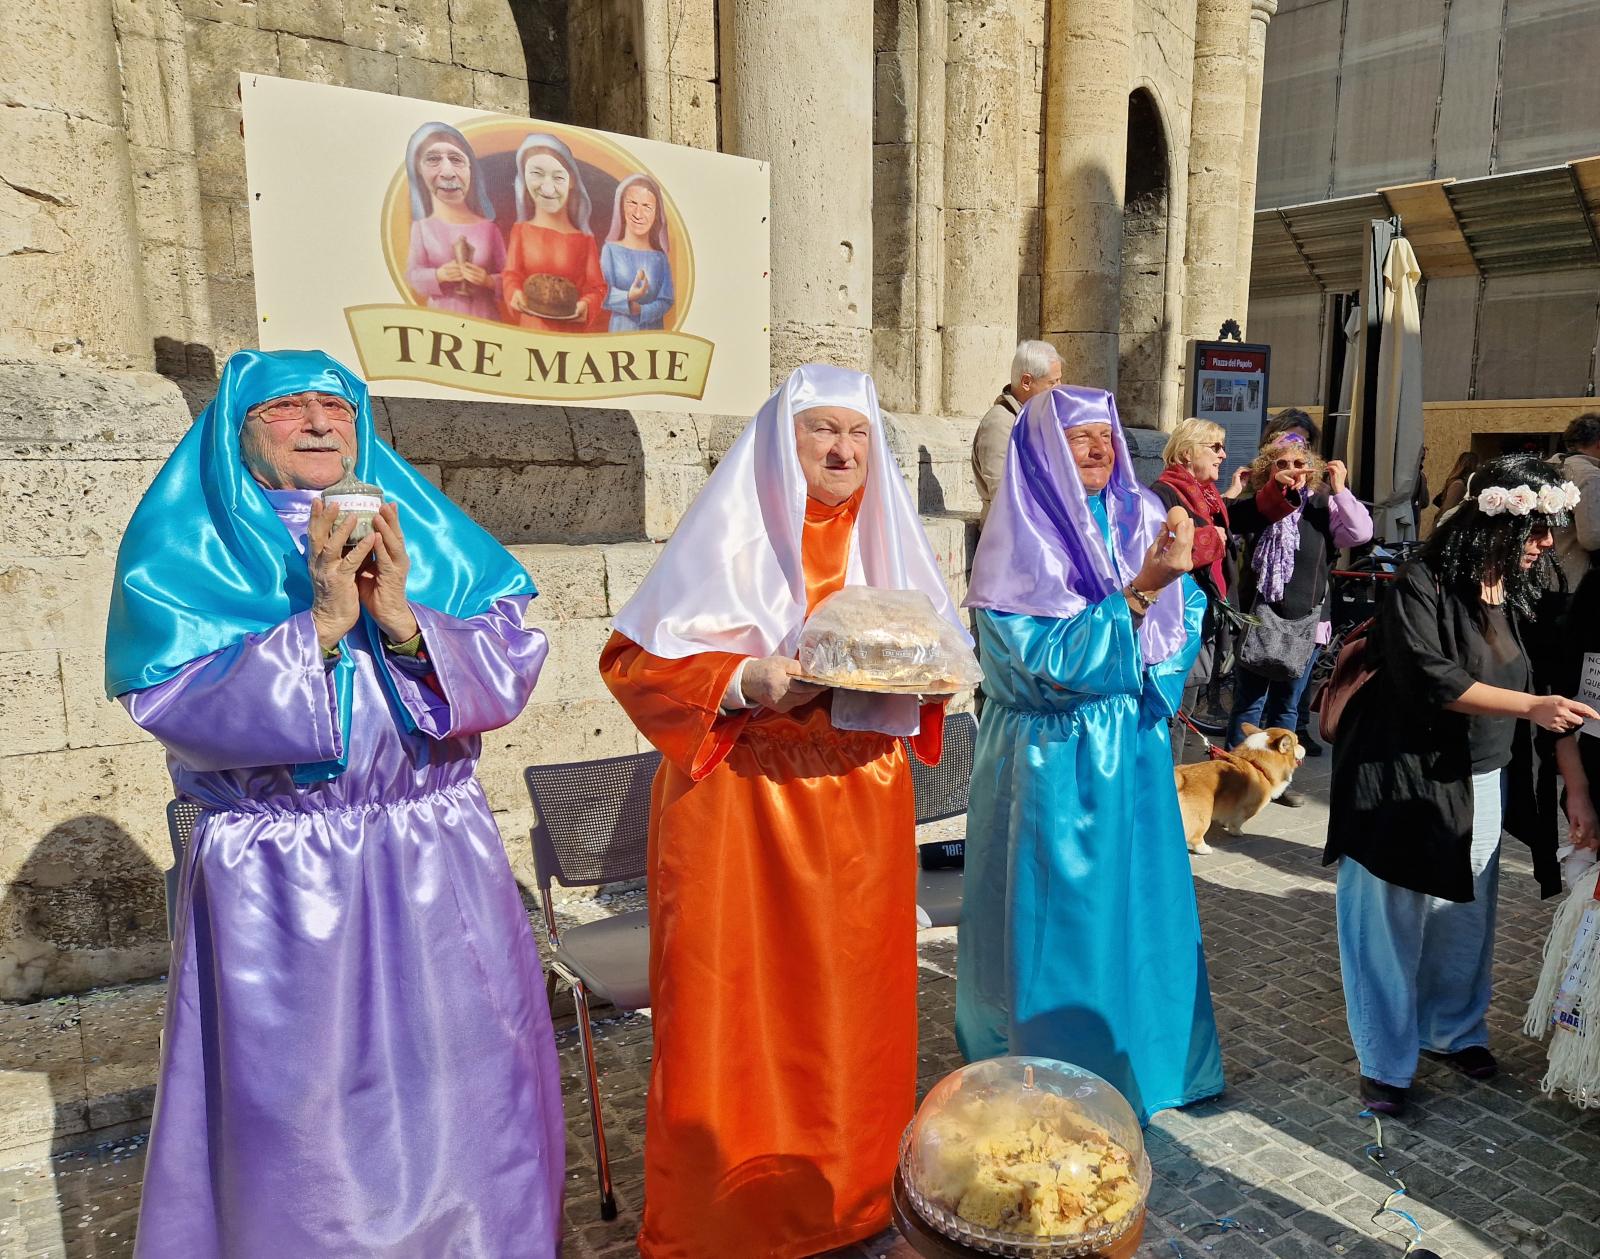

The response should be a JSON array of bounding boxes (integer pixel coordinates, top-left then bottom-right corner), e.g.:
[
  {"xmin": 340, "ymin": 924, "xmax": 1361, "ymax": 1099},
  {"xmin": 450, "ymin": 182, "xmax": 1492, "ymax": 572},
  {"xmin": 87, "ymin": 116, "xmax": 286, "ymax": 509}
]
[{"xmin": 378, "ymin": 116, "xmax": 696, "ymax": 334}]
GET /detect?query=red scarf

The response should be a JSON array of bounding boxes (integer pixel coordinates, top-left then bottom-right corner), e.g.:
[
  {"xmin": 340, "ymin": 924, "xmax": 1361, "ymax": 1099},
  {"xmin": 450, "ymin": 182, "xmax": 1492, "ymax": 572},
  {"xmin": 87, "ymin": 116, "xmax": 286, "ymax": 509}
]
[{"xmin": 1156, "ymin": 463, "xmax": 1230, "ymax": 598}]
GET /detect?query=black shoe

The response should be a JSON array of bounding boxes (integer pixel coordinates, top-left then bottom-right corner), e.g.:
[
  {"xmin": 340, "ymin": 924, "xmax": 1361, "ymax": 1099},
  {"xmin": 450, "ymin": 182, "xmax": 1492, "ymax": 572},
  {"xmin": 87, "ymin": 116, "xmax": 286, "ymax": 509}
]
[
  {"xmin": 1426, "ymin": 1045, "xmax": 1498, "ymax": 1080},
  {"xmin": 1298, "ymin": 730, "xmax": 1323, "ymax": 757},
  {"xmin": 1273, "ymin": 788, "xmax": 1306, "ymax": 808},
  {"xmin": 1359, "ymin": 1076, "xmax": 1409, "ymax": 1116}
]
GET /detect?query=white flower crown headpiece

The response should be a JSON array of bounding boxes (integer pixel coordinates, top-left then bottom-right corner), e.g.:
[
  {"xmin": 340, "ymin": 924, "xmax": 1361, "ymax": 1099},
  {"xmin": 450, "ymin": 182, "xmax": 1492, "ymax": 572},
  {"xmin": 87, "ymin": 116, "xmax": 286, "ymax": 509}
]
[{"xmin": 1475, "ymin": 481, "xmax": 1581, "ymax": 517}]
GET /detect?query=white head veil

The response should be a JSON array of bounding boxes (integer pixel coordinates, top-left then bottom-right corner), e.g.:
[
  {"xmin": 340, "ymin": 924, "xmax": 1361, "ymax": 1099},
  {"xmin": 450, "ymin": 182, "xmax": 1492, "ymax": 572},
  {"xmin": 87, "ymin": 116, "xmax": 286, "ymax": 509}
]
[{"xmin": 613, "ymin": 363, "xmax": 969, "ymax": 736}]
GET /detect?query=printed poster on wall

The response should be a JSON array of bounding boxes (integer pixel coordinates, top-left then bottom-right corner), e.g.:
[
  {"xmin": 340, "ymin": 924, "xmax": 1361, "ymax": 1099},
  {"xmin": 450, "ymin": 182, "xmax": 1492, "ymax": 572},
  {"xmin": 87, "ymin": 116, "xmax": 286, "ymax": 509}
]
[
  {"xmin": 240, "ymin": 74, "xmax": 771, "ymax": 414},
  {"xmin": 1188, "ymin": 341, "xmax": 1271, "ymax": 486}
]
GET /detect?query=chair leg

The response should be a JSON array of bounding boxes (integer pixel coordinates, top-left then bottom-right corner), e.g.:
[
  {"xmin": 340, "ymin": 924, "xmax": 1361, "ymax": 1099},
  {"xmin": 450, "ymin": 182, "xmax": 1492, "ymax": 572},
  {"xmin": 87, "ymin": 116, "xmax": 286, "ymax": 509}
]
[
  {"xmin": 545, "ymin": 968, "xmax": 558, "ymax": 1012},
  {"xmin": 571, "ymin": 980, "xmax": 618, "ymax": 1221}
]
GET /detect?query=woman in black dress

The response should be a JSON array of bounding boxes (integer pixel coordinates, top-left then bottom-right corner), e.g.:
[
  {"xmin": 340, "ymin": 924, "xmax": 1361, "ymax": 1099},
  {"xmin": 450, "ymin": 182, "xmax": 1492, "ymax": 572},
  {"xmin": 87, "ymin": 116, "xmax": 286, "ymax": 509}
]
[{"xmin": 1326, "ymin": 454, "xmax": 1594, "ymax": 1115}]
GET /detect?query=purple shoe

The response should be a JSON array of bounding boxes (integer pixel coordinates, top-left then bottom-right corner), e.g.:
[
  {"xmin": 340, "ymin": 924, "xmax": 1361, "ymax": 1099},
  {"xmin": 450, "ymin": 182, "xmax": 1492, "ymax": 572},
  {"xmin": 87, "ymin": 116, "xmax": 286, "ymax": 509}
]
[{"xmin": 1359, "ymin": 1075, "xmax": 1409, "ymax": 1115}]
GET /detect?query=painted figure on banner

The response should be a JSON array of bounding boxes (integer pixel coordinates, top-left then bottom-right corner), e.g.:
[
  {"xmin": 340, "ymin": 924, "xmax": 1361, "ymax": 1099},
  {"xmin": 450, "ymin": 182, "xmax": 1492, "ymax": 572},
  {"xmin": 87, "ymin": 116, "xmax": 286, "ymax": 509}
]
[
  {"xmin": 600, "ymin": 174, "xmax": 675, "ymax": 331},
  {"xmin": 402, "ymin": 121, "xmax": 506, "ymax": 322},
  {"xmin": 502, "ymin": 132, "xmax": 607, "ymax": 333}
]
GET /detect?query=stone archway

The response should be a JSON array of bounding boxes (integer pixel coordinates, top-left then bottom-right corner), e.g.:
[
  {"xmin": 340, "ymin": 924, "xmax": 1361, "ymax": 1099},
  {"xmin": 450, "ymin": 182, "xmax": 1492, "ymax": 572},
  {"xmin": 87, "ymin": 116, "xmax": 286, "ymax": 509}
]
[
  {"xmin": 509, "ymin": 1, "xmax": 570, "ymax": 118},
  {"xmin": 1117, "ymin": 87, "xmax": 1171, "ymax": 429}
]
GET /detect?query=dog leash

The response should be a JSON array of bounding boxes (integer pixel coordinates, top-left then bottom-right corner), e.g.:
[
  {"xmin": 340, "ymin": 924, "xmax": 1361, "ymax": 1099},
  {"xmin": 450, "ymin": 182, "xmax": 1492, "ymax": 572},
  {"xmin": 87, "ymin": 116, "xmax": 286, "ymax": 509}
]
[
  {"xmin": 1175, "ymin": 710, "xmax": 1276, "ymax": 785},
  {"xmin": 1175, "ymin": 709, "xmax": 1228, "ymax": 760}
]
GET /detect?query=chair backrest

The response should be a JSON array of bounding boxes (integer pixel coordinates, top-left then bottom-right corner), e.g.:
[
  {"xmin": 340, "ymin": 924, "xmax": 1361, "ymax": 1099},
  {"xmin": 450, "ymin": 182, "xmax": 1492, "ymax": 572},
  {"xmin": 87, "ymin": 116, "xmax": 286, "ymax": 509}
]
[
  {"xmin": 166, "ymin": 800, "xmax": 202, "ymax": 864},
  {"xmin": 525, "ymin": 750, "xmax": 661, "ymax": 892},
  {"xmin": 164, "ymin": 800, "xmax": 203, "ymax": 942},
  {"xmin": 906, "ymin": 710, "xmax": 978, "ymax": 824}
]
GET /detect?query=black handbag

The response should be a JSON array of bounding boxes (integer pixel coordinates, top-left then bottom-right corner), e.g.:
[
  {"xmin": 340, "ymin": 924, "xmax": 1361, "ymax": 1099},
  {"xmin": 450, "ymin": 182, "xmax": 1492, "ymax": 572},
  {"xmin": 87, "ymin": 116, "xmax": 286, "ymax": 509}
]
[
  {"xmin": 1238, "ymin": 537, "xmax": 1325, "ymax": 683},
  {"xmin": 1237, "ymin": 603, "xmax": 1320, "ymax": 682}
]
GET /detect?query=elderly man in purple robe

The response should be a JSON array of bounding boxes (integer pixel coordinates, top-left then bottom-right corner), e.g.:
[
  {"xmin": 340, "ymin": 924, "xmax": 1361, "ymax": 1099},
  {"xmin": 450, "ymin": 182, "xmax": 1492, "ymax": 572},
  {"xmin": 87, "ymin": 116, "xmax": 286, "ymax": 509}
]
[{"xmin": 105, "ymin": 349, "xmax": 563, "ymax": 1258}]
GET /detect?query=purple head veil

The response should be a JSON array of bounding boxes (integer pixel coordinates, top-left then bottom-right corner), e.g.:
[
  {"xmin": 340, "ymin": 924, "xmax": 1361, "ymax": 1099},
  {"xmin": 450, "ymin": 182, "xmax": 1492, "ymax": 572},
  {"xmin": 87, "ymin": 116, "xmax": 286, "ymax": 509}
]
[{"xmin": 963, "ymin": 386, "xmax": 1189, "ymax": 664}]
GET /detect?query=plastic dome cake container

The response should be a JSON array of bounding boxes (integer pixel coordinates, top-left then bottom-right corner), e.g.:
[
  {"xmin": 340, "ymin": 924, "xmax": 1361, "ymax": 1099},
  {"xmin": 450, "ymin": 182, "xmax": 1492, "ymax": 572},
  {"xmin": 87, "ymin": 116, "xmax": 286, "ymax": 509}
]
[{"xmin": 898, "ymin": 1056, "xmax": 1150, "ymax": 1257}]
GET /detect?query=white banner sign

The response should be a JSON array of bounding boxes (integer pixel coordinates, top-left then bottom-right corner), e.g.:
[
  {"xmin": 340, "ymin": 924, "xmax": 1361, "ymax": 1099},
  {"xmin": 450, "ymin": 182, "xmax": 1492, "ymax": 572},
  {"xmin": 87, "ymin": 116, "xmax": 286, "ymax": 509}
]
[{"xmin": 241, "ymin": 75, "xmax": 771, "ymax": 414}]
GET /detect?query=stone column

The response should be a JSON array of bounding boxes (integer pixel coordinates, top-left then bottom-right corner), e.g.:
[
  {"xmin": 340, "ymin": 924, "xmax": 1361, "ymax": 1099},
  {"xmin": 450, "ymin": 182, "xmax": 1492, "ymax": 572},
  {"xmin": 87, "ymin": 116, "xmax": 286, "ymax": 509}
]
[
  {"xmin": 870, "ymin": 0, "xmax": 945, "ymax": 413},
  {"xmin": 1041, "ymin": 0, "xmax": 1133, "ymax": 392},
  {"xmin": 911, "ymin": 0, "xmax": 947, "ymax": 412},
  {"xmin": 1233, "ymin": 0, "xmax": 1277, "ymax": 328},
  {"xmin": 569, "ymin": 1, "xmax": 719, "ymax": 149},
  {"xmin": 0, "ymin": 0, "xmax": 150, "ymax": 367},
  {"xmin": 942, "ymin": 0, "xmax": 1022, "ymax": 416},
  {"xmin": 117, "ymin": 0, "xmax": 215, "ymax": 378},
  {"xmin": 1183, "ymin": 0, "xmax": 1252, "ymax": 346},
  {"xmin": 720, "ymin": 0, "xmax": 873, "ymax": 378}
]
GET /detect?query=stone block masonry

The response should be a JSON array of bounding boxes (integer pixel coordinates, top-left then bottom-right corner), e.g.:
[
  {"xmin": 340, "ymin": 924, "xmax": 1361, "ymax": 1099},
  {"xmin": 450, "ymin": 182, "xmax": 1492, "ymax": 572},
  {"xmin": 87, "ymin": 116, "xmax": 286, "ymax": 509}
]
[
  {"xmin": 7, "ymin": 762, "xmax": 1598, "ymax": 1256},
  {"xmin": 0, "ymin": 0, "xmax": 1271, "ymax": 1008},
  {"xmin": 0, "ymin": 353, "xmax": 980, "ymax": 1001}
]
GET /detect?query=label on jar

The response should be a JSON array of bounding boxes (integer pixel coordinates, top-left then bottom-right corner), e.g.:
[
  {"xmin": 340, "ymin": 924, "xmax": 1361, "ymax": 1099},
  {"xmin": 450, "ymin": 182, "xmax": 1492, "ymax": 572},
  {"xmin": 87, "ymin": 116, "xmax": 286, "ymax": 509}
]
[{"xmin": 323, "ymin": 493, "xmax": 382, "ymax": 514}]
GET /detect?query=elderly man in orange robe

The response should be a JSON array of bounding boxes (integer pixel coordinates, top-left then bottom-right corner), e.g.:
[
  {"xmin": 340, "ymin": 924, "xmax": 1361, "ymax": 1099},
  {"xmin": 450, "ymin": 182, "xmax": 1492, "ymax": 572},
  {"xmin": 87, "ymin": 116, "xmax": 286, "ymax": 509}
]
[{"xmin": 601, "ymin": 364, "xmax": 969, "ymax": 1258}]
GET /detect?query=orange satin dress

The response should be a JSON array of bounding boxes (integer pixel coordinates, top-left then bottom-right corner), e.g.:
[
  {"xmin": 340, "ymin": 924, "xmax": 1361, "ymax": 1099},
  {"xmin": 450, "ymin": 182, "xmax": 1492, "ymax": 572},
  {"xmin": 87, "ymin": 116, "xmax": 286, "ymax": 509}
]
[{"xmin": 600, "ymin": 489, "xmax": 943, "ymax": 1259}]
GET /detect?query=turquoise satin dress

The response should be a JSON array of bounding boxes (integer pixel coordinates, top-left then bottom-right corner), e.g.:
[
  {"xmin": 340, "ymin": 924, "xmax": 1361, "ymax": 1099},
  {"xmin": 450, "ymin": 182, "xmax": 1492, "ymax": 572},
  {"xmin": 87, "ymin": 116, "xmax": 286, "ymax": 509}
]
[{"xmin": 955, "ymin": 571, "xmax": 1225, "ymax": 1124}]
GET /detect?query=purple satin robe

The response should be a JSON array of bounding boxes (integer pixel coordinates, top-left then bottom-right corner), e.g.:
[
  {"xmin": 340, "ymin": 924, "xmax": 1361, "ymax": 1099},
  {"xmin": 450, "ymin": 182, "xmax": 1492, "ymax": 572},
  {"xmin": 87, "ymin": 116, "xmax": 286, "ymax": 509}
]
[{"xmin": 125, "ymin": 522, "xmax": 562, "ymax": 1256}]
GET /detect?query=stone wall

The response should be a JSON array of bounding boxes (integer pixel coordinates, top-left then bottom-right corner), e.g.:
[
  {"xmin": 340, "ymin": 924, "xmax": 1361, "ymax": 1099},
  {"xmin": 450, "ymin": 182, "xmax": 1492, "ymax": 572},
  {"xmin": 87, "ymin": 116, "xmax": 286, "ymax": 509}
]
[
  {"xmin": 0, "ymin": 360, "xmax": 187, "ymax": 999},
  {"xmin": 0, "ymin": 344, "xmax": 973, "ymax": 1000},
  {"xmin": 180, "ymin": 0, "xmax": 538, "ymax": 368},
  {"xmin": 0, "ymin": 0, "xmax": 1262, "ymax": 1001},
  {"xmin": 1029, "ymin": 0, "xmax": 1199, "ymax": 419}
]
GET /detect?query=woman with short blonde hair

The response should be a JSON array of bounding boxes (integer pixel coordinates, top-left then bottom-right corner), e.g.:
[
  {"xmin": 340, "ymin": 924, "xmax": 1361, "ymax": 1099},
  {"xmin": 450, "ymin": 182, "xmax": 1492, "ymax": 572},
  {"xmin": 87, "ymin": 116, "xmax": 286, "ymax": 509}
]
[
  {"xmin": 1153, "ymin": 418, "xmax": 1235, "ymax": 758},
  {"xmin": 1161, "ymin": 417, "xmax": 1227, "ymax": 469}
]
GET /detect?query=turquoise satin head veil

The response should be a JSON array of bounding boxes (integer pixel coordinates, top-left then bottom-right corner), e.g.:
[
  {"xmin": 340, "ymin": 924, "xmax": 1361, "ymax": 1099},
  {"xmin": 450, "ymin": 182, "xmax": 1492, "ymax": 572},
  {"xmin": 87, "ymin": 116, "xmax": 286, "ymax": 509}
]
[{"xmin": 105, "ymin": 348, "xmax": 536, "ymax": 780}]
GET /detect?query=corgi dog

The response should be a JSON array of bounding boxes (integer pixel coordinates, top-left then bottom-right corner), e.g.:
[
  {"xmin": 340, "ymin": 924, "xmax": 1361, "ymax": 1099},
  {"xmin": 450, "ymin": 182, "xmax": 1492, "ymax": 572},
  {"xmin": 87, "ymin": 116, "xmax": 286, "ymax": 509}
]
[{"xmin": 1173, "ymin": 725, "xmax": 1305, "ymax": 854}]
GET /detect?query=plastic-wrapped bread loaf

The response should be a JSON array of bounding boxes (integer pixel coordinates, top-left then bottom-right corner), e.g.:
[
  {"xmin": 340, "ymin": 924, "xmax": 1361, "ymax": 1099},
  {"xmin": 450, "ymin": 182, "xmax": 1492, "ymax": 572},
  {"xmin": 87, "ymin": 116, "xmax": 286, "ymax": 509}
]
[{"xmin": 797, "ymin": 588, "xmax": 981, "ymax": 693}]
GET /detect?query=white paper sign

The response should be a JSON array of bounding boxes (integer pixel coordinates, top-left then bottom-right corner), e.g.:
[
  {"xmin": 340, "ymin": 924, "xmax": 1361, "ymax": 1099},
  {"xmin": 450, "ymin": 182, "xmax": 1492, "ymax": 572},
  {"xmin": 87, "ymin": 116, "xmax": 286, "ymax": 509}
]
[
  {"xmin": 1580, "ymin": 652, "xmax": 1600, "ymax": 740},
  {"xmin": 1187, "ymin": 342, "xmax": 1269, "ymax": 486}
]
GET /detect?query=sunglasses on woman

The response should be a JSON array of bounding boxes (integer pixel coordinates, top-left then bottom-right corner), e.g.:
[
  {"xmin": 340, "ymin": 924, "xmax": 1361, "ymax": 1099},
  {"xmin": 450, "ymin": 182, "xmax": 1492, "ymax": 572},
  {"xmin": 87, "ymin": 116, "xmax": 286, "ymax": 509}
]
[
  {"xmin": 1204, "ymin": 442, "xmax": 1226, "ymax": 454},
  {"xmin": 1273, "ymin": 457, "xmax": 1310, "ymax": 471}
]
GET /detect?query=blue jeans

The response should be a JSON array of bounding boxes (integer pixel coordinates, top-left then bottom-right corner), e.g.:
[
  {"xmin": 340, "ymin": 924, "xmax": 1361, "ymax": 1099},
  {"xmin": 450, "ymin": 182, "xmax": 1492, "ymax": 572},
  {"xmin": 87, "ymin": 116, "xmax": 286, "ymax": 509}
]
[
  {"xmin": 1227, "ymin": 650, "xmax": 1317, "ymax": 747},
  {"xmin": 1336, "ymin": 770, "xmax": 1503, "ymax": 1087}
]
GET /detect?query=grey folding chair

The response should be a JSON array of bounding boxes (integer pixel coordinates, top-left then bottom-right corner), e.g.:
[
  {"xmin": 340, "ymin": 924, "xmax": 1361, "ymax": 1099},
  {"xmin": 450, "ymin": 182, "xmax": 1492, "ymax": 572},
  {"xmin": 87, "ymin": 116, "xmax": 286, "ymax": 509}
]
[
  {"xmin": 906, "ymin": 710, "xmax": 978, "ymax": 928},
  {"xmin": 525, "ymin": 750, "xmax": 659, "ymax": 1221},
  {"xmin": 164, "ymin": 800, "xmax": 203, "ymax": 941}
]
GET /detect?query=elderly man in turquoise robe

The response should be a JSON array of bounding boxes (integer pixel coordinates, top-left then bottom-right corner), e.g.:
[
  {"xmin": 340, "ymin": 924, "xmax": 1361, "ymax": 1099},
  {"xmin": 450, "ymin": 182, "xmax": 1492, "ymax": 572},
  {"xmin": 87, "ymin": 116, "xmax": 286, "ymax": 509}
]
[{"xmin": 956, "ymin": 385, "xmax": 1225, "ymax": 1124}]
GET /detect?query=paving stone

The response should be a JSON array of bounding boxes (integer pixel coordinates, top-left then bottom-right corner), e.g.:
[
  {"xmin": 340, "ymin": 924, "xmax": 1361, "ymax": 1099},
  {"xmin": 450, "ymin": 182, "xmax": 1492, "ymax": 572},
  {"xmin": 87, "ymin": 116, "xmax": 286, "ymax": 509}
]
[
  {"xmin": 1547, "ymin": 1212, "xmax": 1600, "ymax": 1252},
  {"xmin": 1539, "ymin": 1243, "xmax": 1595, "ymax": 1259},
  {"xmin": 1494, "ymin": 1187, "xmax": 1564, "ymax": 1227},
  {"xmin": 4, "ymin": 758, "xmax": 1598, "ymax": 1257}
]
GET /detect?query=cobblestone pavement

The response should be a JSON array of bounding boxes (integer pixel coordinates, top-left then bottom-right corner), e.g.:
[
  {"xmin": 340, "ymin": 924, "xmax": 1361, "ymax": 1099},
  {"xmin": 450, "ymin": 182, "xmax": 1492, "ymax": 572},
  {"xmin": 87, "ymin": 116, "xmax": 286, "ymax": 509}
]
[{"xmin": 4, "ymin": 756, "xmax": 1599, "ymax": 1258}]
